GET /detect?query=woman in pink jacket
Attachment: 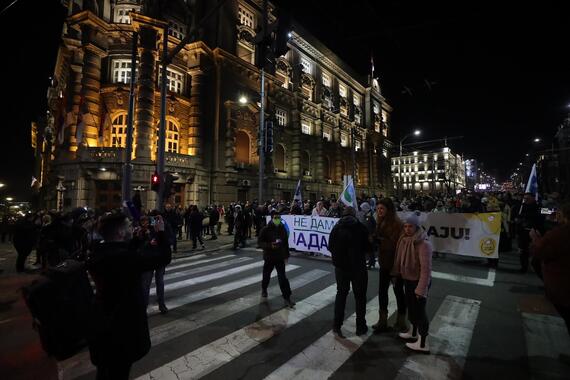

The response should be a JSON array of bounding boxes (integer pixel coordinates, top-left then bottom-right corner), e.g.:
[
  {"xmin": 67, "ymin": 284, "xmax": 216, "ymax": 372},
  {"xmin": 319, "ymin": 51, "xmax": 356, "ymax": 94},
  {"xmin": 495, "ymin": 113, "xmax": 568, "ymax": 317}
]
[{"xmin": 391, "ymin": 211, "xmax": 433, "ymax": 353}]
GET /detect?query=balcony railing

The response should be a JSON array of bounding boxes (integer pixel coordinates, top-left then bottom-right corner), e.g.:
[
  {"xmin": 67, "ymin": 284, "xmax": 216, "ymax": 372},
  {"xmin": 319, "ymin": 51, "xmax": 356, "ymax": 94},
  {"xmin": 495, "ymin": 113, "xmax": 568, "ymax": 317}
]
[
  {"xmin": 84, "ymin": 147, "xmax": 123, "ymax": 162},
  {"xmin": 165, "ymin": 152, "xmax": 194, "ymax": 169}
]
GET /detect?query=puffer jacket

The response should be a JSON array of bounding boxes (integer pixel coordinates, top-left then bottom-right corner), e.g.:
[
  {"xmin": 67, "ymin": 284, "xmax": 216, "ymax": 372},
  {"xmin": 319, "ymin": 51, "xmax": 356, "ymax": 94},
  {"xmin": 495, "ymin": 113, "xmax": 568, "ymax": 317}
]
[{"xmin": 328, "ymin": 215, "xmax": 371, "ymax": 272}]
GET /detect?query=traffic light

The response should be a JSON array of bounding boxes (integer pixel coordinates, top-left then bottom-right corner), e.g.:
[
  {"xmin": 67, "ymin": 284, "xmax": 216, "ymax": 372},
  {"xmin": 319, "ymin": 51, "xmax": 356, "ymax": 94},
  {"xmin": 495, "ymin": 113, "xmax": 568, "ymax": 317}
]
[
  {"xmin": 265, "ymin": 119, "xmax": 274, "ymax": 154},
  {"xmin": 151, "ymin": 172, "xmax": 160, "ymax": 192},
  {"xmin": 271, "ymin": 10, "xmax": 291, "ymax": 59},
  {"xmin": 254, "ymin": 4, "xmax": 291, "ymax": 72}
]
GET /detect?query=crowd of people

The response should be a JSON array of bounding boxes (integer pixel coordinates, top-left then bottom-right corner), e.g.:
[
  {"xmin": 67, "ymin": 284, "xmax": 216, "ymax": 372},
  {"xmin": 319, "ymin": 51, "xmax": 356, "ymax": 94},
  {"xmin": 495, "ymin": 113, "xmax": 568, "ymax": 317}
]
[{"xmin": 2, "ymin": 188, "xmax": 569, "ymax": 377}]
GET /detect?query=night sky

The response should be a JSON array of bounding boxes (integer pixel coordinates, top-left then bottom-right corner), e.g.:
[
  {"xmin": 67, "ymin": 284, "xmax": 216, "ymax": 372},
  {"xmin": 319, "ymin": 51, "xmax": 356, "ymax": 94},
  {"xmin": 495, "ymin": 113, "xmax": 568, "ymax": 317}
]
[{"xmin": 2, "ymin": 0, "xmax": 570, "ymax": 200}]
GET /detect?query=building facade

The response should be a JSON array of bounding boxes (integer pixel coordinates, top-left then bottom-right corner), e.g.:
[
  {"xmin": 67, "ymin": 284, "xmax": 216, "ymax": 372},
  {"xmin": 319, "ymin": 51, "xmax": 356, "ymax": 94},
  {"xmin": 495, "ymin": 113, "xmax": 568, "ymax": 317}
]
[
  {"xmin": 37, "ymin": 0, "xmax": 393, "ymax": 211},
  {"xmin": 391, "ymin": 147, "xmax": 466, "ymax": 195}
]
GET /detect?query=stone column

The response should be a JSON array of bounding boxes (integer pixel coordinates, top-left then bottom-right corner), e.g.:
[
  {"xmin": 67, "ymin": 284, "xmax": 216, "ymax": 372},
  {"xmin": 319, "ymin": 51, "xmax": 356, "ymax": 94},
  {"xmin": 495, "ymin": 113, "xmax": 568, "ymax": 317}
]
[
  {"xmin": 189, "ymin": 70, "xmax": 204, "ymax": 159},
  {"xmin": 79, "ymin": 41, "xmax": 105, "ymax": 148},
  {"xmin": 290, "ymin": 110, "xmax": 301, "ymax": 178},
  {"xmin": 134, "ymin": 26, "xmax": 158, "ymax": 161},
  {"xmin": 68, "ymin": 63, "xmax": 83, "ymax": 152}
]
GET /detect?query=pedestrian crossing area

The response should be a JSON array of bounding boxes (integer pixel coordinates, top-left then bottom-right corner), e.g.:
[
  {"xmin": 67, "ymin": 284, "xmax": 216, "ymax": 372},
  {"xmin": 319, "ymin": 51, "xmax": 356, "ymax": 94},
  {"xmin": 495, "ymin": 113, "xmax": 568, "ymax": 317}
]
[{"xmin": 57, "ymin": 250, "xmax": 569, "ymax": 380}]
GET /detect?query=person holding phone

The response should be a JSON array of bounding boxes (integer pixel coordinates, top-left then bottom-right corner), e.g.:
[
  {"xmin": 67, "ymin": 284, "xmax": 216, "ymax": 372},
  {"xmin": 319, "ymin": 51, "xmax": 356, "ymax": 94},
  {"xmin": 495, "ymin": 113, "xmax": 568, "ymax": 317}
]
[{"xmin": 257, "ymin": 210, "xmax": 295, "ymax": 307}]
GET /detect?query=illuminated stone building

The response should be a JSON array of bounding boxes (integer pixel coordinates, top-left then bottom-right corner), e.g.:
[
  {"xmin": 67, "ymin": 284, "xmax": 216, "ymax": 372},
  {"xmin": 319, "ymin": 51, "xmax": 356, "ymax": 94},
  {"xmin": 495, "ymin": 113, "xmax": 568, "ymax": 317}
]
[
  {"xmin": 391, "ymin": 147, "xmax": 466, "ymax": 195},
  {"xmin": 39, "ymin": 0, "xmax": 393, "ymax": 211}
]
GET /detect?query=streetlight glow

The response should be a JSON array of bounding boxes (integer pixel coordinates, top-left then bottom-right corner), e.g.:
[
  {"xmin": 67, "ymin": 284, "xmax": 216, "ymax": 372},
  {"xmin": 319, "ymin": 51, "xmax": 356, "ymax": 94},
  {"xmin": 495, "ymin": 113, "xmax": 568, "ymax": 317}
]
[
  {"xmin": 239, "ymin": 95, "xmax": 248, "ymax": 104},
  {"xmin": 6, "ymin": 197, "xmax": 13, "ymax": 201},
  {"xmin": 0, "ymin": 183, "xmax": 4, "ymax": 188},
  {"xmin": 413, "ymin": 129, "xmax": 421, "ymax": 136},
  {"xmin": 533, "ymin": 137, "xmax": 541, "ymax": 143}
]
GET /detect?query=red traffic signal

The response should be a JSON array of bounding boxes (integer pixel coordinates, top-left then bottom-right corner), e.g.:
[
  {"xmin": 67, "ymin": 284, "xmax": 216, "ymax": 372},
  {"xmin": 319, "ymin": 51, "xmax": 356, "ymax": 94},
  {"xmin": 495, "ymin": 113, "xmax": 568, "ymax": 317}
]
[{"xmin": 151, "ymin": 172, "xmax": 160, "ymax": 192}]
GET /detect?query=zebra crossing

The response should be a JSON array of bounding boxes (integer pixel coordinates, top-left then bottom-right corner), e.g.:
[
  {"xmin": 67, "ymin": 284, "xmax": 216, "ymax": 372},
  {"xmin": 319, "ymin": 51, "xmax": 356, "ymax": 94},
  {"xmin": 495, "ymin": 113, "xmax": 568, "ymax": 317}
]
[{"xmin": 57, "ymin": 249, "xmax": 566, "ymax": 380}]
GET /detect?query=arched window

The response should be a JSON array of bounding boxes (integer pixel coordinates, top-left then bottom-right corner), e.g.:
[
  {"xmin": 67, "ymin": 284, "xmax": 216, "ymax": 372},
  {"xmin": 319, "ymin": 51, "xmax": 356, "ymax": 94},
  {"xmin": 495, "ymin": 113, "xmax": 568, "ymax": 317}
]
[
  {"xmin": 323, "ymin": 156, "xmax": 331, "ymax": 179},
  {"xmin": 166, "ymin": 120, "xmax": 179, "ymax": 153},
  {"xmin": 235, "ymin": 130, "xmax": 250, "ymax": 164},
  {"xmin": 301, "ymin": 150, "xmax": 311, "ymax": 176},
  {"xmin": 111, "ymin": 113, "xmax": 127, "ymax": 147},
  {"xmin": 274, "ymin": 144, "xmax": 285, "ymax": 172}
]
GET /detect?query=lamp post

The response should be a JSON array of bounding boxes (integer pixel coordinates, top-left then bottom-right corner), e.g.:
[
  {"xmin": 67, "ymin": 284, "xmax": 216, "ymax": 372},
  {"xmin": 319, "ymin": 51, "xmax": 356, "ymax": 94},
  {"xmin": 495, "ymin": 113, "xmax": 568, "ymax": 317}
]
[{"xmin": 397, "ymin": 129, "xmax": 421, "ymax": 196}]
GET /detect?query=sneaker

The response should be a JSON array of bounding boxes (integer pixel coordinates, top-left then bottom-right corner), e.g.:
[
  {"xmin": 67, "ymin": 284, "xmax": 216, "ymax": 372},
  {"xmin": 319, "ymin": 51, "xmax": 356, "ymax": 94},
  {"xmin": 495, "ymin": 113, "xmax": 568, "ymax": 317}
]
[
  {"xmin": 355, "ymin": 325, "xmax": 368, "ymax": 335},
  {"xmin": 399, "ymin": 326, "xmax": 418, "ymax": 340},
  {"xmin": 333, "ymin": 327, "xmax": 345, "ymax": 339},
  {"xmin": 284, "ymin": 297, "xmax": 296, "ymax": 308},
  {"xmin": 261, "ymin": 290, "xmax": 268, "ymax": 298},
  {"xmin": 406, "ymin": 335, "xmax": 430, "ymax": 353}
]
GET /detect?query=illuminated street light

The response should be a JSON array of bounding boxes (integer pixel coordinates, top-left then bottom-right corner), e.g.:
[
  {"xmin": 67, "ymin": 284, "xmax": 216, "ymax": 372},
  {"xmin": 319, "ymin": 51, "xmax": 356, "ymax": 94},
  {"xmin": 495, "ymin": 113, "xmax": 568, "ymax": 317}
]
[
  {"xmin": 5, "ymin": 197, "xmax": 13, "ymax": 201},
  {"xmin": 0, "ymin": 183, "xmax": 4, "ymax": 188},
  {"xmin": 533, "ymin": 137, "xmax": 541, "ymax": 143},
  {"xmin": 413, "ymin": 129, "xmax": 421, "ymax": 136},
  {"xmin": 239, "ymin": 95, "xmax": 248, "ymax": 104}
]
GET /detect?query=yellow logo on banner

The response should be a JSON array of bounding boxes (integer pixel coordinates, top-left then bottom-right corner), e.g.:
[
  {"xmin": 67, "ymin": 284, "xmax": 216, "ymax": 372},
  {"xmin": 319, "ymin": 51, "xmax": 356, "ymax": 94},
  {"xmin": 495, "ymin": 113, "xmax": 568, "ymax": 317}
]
[{"xmin": 480, "ymin": 238, "xmax": 497, "ymax": 256}]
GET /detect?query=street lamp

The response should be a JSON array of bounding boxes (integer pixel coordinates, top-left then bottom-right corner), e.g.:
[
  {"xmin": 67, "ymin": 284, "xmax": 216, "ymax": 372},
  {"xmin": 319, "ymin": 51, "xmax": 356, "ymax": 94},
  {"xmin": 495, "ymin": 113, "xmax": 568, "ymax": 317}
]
[
  {"xmin": 0, "ymin": 183, "xmax": 4, "ymax": 189},
  {"xmin": 6, "ymin": 197, "xmax": 13, "ymax": 201},
  {"xmin": 533, "ymin": 137, "xmax": 541, "ymax": 143},
  {"xmin": 239, "ymin": 95, "xmax": 248, "ymax": 105},
  {"xmin": 399, "ymin": 129, "xmax": 421, "ymax": 156}
]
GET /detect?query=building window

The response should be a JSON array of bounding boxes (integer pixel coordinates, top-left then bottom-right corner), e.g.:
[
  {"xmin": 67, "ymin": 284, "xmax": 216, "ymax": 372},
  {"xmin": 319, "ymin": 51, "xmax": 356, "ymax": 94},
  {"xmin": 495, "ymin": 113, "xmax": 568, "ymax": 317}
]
[
  {"xmin": 159, "ymin": 67, "xmax": 185, "ymax": 94},
  {"xmin": 301, "ymin": 120, "xmax": 312, "ymax": 135},
  {"xmin": 340, "ymin": 132, "xmax": 348, "ymax": 147},
  {"xmin": 238, "ymin": 3, "xmax": 256, "ymax": 28},
  {"xmin": 274, "ymin": 144, "xmax": 286, "ymax": 172},
  {"xmin": 301, "ymin": 151, "xmax": 311, "ymax": 176},
  {"xmin": 168, "ymin": 20, "xmax": 186, "ymax": 40},
  {"xmin": 111, "ymin": 114, "xmax": 127, "ymax": 147},
  {"xmin": 323, "ymin": 129, "xmax": 332, "ymax": 142},
  {"xmin": 301, "ymin": 57, "xmax": 312, "ymax": 75},
  {"xmin": 353, "ymin": 93, "xmax": 360, "ymax": 106},
  {"xmin": 355, "ymin": 140, "xmax": 361, "ymax": 151},
  {"xmin": 276, "ymin": 108, "xmax": 287, "ymax": 127},
  {"xmin": 166, "ymin": 120, "xmax": 179, "ymax": 153},
  {"xmin": 339, "ymin": 83, "xmax": 347, "ymax": 98},
  {"xmin": 323, "ymin": 156, "xmax": 331, "ymax": 179},
  {"xmin": 322, "ymin": 72, "xmax": 331, "ymax": 88},
  {"xmin": 112, "ymin": 59, "xmax": 137, "ymax": 84},
  {"xmin": 113, "ymin": 5, "xmax": 140, "ymax": 24},
  {"xmin": 237, "ymin": 41, "xmax": 255, "ymax": 65}
]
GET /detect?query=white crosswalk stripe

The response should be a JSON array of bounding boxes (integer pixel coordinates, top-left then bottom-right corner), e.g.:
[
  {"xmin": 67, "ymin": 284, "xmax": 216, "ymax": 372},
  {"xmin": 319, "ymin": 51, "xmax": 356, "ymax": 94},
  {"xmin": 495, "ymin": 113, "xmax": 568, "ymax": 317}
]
[
  {"xmin": 58, "ymin": 268, "xmax": 328, "ymax": 380},
  {"xmin": 167, "ymin": 254, "xmax": 234, "ymax": 271},
  {"xmin": 160, "ymin": 256, "xmax": 252, "ymax": 282},
  {"xmin": 395, "ymin": 295, "xmax": 481, "ymax": 380},
  {"xmin": 264, "ymin": 292, "xmax": 398, "ymax": 379},
  {"xmin": 136, "ymin": 284, "xmax": 339, "ymax": 380}
]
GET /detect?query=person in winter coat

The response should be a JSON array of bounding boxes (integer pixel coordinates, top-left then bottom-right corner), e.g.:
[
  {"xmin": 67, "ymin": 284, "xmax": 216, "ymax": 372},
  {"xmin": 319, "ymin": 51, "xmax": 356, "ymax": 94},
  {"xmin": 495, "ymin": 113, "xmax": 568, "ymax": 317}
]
[
  {"xmin": 392, "ymin": 211, "xmax": 433, "ymax": 353},
  {"xmin": 516, "ymin": 192, "xmax": 544, "ymax": 273},
  {"xmin": 328, "ymin": 206, "xmax": 372, "ymax": 338},
  {"xmin": 189, "ymin": 205, "xmax": 205, "ymax": 250},
  {"xmin": 233, "ymin": 205, "xmax": 247, "ymax": 249},
  {"xmin": 372, "ymin": 198, "xmax": 407, "ymax": 333},
  {"xmin": 312, "ymin": 201, "xmax": 328, "ymax": 216},
  {"xmin": 257, "ymin": 210, "xmax": 295, "ymax": 307},
  {"xmin": 357, "ymin": 202, "xmax": 377, "ymax": 269},
  {"xmin": 13, "ymin": 214, "xmax": 39, "ymax": 272},
  {"xmin": 530, "ymin": 203, "xmax": 570, "ymax": 336},
  {"xmin": 208, "ymin": 205, "xmax": 220, "ymax": 240},
  {"xmin": 87, "ymin": 212, "xmax": 171, "ymax": 379}
]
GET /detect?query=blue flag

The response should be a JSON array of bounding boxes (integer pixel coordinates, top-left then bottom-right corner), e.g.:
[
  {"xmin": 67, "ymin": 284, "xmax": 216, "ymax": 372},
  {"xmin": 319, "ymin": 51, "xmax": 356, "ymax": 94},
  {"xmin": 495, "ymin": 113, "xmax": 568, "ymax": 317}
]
[
  {"xmin": 293, "ymin": 179, "xmax": 302, "ymax": 204},
  {"xmin": 525, "ymin": 163, "xmax": 538, "ymax": 200}
]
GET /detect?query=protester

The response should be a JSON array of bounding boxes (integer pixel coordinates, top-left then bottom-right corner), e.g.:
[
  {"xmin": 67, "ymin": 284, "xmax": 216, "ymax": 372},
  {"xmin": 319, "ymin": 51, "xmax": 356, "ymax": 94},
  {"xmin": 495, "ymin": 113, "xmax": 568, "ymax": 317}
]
[
  {"xmin": 13, "ymin": 214, "xmax": 39, "ymax": 272},
  {"xmin": 392, "ymin": 211, "xmax": 433, "ymax": 353},
  {"xmin": 530, "ymin": 203, "xmax": 570, "ymax": 336},
  {"xmin": 328, "ymin": 206, "xmax": 371, "ymax": 338},
  {"xmin": 312, "ymin": 201, "xmax": 328, "ymax": 216},
  {"xmin": 373, "ymin": 198, "xmax": 407, "ymax": 333},
  {"xmin": 233, "ymin": 204, "xmax": 246, "ymax": 249},
  {"xmin": 208, "ymin": 205, "xmax": 219, "ymax": 240},
  {"xmin": 357, "ymin": 202, "xmax": 377, "ymax": 269},
  {"xmin": 257, "ymin": 211, "xmax": 295, "ymax": 307},
  {"xmin": 189, "ymin": 205, "xmax": 206, "ymax": 250},
  {"xmin": 516, "ymin": 193, "xmax": 544, "ymax": 273},
  {"xmin": 87, "ymin": 212, "xmax": 170, "ymax": 379}
]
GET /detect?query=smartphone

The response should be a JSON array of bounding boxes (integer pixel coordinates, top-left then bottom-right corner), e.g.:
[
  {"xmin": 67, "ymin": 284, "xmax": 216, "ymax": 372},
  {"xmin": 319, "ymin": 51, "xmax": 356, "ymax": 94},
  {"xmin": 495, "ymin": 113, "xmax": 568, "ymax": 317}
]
[{"xmin": 150, "ymin": 216, "xmax": 157, "ymax": 226}]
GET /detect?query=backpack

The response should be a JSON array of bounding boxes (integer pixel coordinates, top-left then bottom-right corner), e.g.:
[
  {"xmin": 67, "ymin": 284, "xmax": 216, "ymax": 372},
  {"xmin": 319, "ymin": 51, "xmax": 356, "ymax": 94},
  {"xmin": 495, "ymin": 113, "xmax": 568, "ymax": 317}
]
[{"xmin": 22, "ymin": 259, "xmax": 94, "ymax": 360}]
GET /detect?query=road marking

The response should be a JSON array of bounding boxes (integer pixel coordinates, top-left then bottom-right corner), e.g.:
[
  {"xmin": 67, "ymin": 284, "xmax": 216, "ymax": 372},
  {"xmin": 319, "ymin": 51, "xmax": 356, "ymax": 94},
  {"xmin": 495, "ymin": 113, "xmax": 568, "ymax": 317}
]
[
  {"xmin": 161, "ymin": 257, "xmax": 252, "ymax": 282},
  {"xmin": 264, "ymin": 293, "xmax": 397, "ymax": 379},
  {"xmin": 57, "ymin": 268, "xmax": 323, "ymax": 380},
  {"xmin": 395, "ymin": 295, "xmax": 481, "ymax": 380},
  {"xmin": 432, "ymin": 268, "xmax": 495, "ymax": 287},
  {"xmin": 150, "ymin": 260, "xmax": 264, "ymax": 296},
  {"xmin": 522, "ymin": 312, "xmax": 570, "ymax": 379},
  {"xmin": 137, "ymin": 284, "xmax": 339, "ymax": 380},
  {"xmin": 147, "ymin": 264, "xmax": 300, "ymax": 315},
  {"xmin": 167, "ymin": 254, "xmax": 234, "ymax": 271}
]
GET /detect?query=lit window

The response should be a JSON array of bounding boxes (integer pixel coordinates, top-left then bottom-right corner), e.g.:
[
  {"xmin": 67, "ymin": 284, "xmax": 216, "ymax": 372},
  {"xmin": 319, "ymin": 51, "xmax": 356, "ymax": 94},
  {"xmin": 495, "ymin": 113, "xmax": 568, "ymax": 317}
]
[
  {"xmin": 159, "ymin": 67, "xmax": 185, "ymax": 94},
  {"xmin": 353, "ymin": 93, "xmax": 360, "ymax": 106},
  {"xmin": 168, "ymin": 20, "xmax": 186, "ymax": 40},
  {"xmin": 322, "ymin": 72, "xmax": 331, "ymax": 88},
  {"xmin": 340, "ymin": 133, "xmax": 348, "ymax": 147},
  {"xmin": 112, "ymin": 59, "xmax": 137, "ymax": 84},
  {"xmin": 111, "ymin": 114, "xmax": 127, "ymax": 147},
  {"xmin": 237, "ymin": 41, "xmax": 255, "ymax": 65},
  {"xmin": 166, "ymin": 120, "xmax": 179, "ymax": 153},
  {"xmin": 301, "ymin": 57, "xmax": 312, "ymax": 74},
  {"xmin": 373, "ymin": 104, "xmax": 379, "ymax": 114},
  {"xmin": 323, "ymin": 129, "xmax": 332, "ymax": 142},
  {"xmin": 301, "ymin": 121, "xmax": 312, "ymax": 135},
  {"xmin": 339, "ymin": 83, "xmax": 347, "ymax": 98},
  {"xmin": 114, "ymin": 5, "xmax": 140, "ymax": 24},
  {"xmin": 355, "ymin": 140, "xmax": 361, "ymax": 151},
  {"xmin": 238, "ymin": 4, "xmax": 256, "ymax": 28},
  {"xmin": 276, "ymin": 108, "xmax": 287, "ymax": 127}
]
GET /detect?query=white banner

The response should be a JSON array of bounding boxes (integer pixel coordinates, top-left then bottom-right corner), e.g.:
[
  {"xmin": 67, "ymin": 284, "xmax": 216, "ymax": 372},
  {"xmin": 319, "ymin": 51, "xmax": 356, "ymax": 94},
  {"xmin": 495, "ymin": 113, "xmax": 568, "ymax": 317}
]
[
  {"xmin": 266, "ymin": 215, "xmax": 339, "ymax": 257},
  {"xmin": 398, "ymin": 212, "xmax": 501, "ymax": 258}
]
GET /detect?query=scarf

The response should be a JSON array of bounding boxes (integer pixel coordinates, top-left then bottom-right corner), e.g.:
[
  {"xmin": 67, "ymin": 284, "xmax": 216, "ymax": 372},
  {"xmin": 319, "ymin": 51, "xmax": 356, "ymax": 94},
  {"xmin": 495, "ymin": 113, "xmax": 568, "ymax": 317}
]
[{"xmin": 391, "ymin": 228, "xmax": 427, "ymax": 277}]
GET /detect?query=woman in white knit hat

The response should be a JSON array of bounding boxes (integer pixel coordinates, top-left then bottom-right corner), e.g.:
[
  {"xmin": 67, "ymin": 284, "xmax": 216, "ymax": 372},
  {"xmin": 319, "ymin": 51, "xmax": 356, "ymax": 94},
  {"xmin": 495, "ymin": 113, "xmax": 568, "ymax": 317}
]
[{"xmin": 391, "ymin": 211, "xmax": 433, "ymax": 353}]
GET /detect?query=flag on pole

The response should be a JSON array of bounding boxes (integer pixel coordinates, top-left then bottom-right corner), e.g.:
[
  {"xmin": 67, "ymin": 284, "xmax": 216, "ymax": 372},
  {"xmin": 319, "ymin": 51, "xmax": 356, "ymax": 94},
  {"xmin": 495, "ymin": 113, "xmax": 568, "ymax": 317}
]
[
  {"xmin": 31, "ymin": 176, "xmax": 38, "ymax": 188},
  {"xmin": 525, "ymin": 163, "xmax": 539, "ymax": 200},
  {"xmin": 339, "ymin": 178, "xmax": 358, "ymax": 209},
  {"xmin": 293, "ymin": 179, "xmax": 302, "ymax": 204}
]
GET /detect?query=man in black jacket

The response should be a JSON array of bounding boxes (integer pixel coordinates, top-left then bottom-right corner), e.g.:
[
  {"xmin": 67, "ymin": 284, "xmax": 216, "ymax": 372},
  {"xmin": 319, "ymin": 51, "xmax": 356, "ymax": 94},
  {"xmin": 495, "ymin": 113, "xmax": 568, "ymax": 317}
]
[
  {"xmin": 87, "ymin": 212, "xmax": 170, "ymax": 379},
  {"xmin": 328, "ymin": 206, "xmax": 372, "ymax": 337},
  {"xmin": 208, "ymin": 205, "xmax": 220, "ymax": 240},
  {"xmin": 257, "ymin": 210, "xmax": 295, "ymax": 307},
  {"xmin": 517, "ymin": 192, "xmax": 544, "ymax": 273}
]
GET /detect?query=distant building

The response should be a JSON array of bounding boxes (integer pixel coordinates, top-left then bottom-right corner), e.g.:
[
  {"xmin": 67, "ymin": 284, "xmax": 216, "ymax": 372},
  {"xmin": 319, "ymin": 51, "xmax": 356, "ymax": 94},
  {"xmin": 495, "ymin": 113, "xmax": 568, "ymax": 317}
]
[
  {"xmin": 391, "ymin": 147, "xmax": 466, "ymax": 195},
  {"xmin": 464, "ymin": 158, "xmax": 478, "ymax": 190}
]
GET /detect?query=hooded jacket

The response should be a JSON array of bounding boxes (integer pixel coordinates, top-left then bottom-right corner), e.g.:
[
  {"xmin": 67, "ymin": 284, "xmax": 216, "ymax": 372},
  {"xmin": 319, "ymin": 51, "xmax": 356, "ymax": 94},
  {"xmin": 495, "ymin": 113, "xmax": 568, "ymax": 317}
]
[{"xmin": 328, "ymin": 215, "xmax": 371, "ymax": 272}]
